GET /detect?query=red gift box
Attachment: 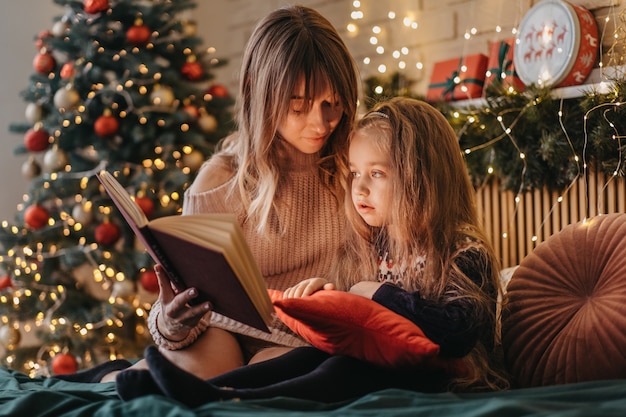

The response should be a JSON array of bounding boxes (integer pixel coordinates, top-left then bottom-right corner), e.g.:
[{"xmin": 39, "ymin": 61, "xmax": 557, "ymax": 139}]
[
  {"xmin": 485, "ymin": 38, "xmax": 525, "ymax": 92},
  {"xmin": 426, "ymin": 54, "xmax": 488, "ymax": 102}
]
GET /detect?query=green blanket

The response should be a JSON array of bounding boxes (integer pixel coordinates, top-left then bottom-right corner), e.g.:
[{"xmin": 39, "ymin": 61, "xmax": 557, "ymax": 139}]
[{"xmin": 1, "ymin": 368, "xmax": 625, "ymax": 416}]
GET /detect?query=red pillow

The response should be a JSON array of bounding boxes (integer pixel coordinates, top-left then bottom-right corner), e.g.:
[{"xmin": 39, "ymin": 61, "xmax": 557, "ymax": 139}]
[{"xmin": 270, "ymin": 289, "xmax": 442, "ymax": 369}]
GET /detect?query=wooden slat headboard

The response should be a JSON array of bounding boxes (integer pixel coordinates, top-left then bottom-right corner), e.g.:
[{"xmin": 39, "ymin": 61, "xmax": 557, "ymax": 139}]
[{"xmin": 476, "ymin": 167, "xmax": 626, "ymax": 268}]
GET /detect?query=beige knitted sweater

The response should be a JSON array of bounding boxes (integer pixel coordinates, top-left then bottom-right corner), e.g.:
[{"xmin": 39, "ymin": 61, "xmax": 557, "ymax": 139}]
[{"xmin": 148, "ymin": 139, "xmax": 345, "ymax": 351}]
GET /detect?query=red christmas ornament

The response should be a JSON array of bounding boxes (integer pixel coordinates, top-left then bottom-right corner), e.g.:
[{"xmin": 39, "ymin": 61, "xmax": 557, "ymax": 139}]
[
  {"xmin": 24, "ymin": 127, "xmax": 50, "ymax": 152},
  {"xmin": 126, "ymin": 20, "xmax": 152, "ymax": 45},
  {"xmin": 183, "ymin": 104, "xmax": 199, "ymax": 119},
  {"xmin": 0, "ymin": 275, "xmax": 13, "ymax": 291},
  {"xmin": 134, "ymin": 196, "xmax": 154, "ymax": 218},
  {"xmin": 94, "ymin": 111, "xmax": 119, "ymax": 137},
  {"xmin": 51, "ymin": 352, "xmax": 78, "ymax": 375},
  {"xmin": 181, "ymin": 60, "xmax": 203, "ymax": 81},
  {"xmin": 60, "ymin": 62, "xmax": 75, "ymax": 79},
  {"xmin": 33, "ymin": 51, "xmax": 56, "ymax": 74},
  {"xmin": 95, "ymin": 221, "xmax": 120, "ymax": 246},
  {"xmin": 35, "ymin": 30, "xmax": 52, "ymax": 50},
  {"xmin": 24, "ymin": 204, "xmax": 49, "ymax": 230},
  {"xmin": 139, "ymin": 270, "xmax": 159, "ymax": 293},
  {"xmin": 207, "ymin": 84, "xmax": 229, "ymax": 98},
  {"xmin": 83, "ymin": 0, "xmax": 109, "ymax": 14}
]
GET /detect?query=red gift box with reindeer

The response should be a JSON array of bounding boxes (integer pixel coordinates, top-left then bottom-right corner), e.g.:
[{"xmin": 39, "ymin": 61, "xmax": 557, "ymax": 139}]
[
  {"xmin": 426, "ymin": 54, "xmax": 488, "ymax": 102},
  {"xmin": 485, "ymin": 38, "xmax": 525, "ymax": 92}
]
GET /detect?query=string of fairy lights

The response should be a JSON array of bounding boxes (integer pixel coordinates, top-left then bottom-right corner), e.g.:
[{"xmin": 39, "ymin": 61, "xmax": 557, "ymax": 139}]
[{"xmin": 346, "ymin": 0, "xmax": 625, "ymax": 248}]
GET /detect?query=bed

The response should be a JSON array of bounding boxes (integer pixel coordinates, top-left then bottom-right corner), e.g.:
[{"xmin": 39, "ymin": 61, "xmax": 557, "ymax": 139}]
[
  {"xmin": 0, "ymin": 368, "xmax": 625, "ymax": 417},
  {"xmin": 2, "ymin": 213, "xmax": 626, "ymax": 416}
]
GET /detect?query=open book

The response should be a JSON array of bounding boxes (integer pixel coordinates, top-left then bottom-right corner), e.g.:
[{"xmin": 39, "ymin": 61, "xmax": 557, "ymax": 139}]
[{"xmin": 96, "ymin": 170, "xmax": 273, "ymax": 333}]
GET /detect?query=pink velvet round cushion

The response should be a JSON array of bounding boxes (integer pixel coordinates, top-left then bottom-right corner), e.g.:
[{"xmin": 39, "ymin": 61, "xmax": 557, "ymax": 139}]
[{"xmin": 501, "ymin": 213, "xmax": 626, "ymax": 388}]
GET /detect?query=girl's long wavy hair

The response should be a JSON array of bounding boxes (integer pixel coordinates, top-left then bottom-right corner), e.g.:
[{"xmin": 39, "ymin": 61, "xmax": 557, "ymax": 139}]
[
  {"xmin": 331, "ymin": 97, "xmax": 509, "ymax": 391},
  {"xmin": 215, "ymin": 5, "xmax": 359, "ymax": 234}
]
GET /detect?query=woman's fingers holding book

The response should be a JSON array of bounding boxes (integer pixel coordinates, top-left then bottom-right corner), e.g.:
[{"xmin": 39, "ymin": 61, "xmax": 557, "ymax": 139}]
[
  {"xmin": 154, "ymin": 264, "xmax": 206, "ymax": 305},
  {"xmin": 154, "ymin": 265, "xmax": 176, "ymax": 303},
  {"xmin": 154, "ymin": 264, "xmax": 212, "ymax": 339},
  {"xmin": 164, "ymin": 287, "xmax": 211, "ymax": 319},
  {"xmin": 157, "ymin": 293, "xmax": 212, "ymax": 341}
]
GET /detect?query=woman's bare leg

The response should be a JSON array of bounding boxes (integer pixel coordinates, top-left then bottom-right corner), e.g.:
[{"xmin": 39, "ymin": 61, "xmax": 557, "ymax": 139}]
[
  {"xmin": 158, "ymin": 327, "xmax": 244, "ymax": 380},
  {"xmin": 101, "ymin": 327, "xmax": 243, "ymax": 382},
  {"xmin": 100, "ymin": 359, "xmax": 148, "ymax": 383}
]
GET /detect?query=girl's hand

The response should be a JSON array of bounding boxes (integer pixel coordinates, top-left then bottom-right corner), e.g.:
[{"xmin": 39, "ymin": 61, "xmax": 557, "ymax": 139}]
[
  {"xmin": 282, "ymin": 277, "xmax": 335, "ymax": 299},
  {"xmin": 154, "ymin": 264, "xmax": 212, "ymax": 342},
  {"xmin": 348, "ymin": 281, "xmax": 383, "ymax": 299}
]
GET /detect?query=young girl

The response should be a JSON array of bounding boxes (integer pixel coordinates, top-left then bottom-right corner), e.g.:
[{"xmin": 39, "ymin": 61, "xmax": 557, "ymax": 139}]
[
  {"xmin": 292, "ymin": 96, "xmax": 509, "ymax": 391},
  {"xmin": 59, "ymin": 5, "xmax": 359, "ymax": 385}
]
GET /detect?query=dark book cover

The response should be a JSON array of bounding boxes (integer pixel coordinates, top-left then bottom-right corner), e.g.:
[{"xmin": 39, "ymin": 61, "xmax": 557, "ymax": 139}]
[{"xmin": 96, "ymin": 171, "xmax": 272, "ymax": 333}]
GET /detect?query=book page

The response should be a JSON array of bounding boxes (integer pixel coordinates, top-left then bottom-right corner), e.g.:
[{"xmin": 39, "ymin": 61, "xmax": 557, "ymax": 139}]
[{"xmin": 96, "ymin": 171, "xmax": 148, "ymax": 228}]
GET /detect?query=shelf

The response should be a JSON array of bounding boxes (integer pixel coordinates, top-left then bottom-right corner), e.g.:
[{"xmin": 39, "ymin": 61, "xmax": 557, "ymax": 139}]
[{"xmin": 450, "ymin": 65, "xmax": 626, "ymax": 109}]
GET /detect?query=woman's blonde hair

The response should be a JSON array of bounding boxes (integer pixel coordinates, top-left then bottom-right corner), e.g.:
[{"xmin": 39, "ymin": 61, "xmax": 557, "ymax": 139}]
[
  {"xmin": 332, "ymin": 97, "xmax": 509, "ymax": 391},
  {"xmin": 217, "ymin": 5, "xmax": 359, "ymax": 234}
]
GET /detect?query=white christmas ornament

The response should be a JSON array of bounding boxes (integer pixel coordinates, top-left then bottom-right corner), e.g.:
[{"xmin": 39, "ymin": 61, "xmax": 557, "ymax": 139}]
[
  {"xmin": 198, "ymin": 112, "xmax": 218, "ymax": 133},
  {"xmin": 54, "ymin": 85, "xmax": 80, "ymax": 110},
  {"xmin": 182, "ymin": 149, "xmax": 204, "ymax": 171},
  {"xmin": 25, "ymin": 102, "xmax": 43, "ymax": 123},
  {"xmin": 51, "ymin": 49, "xmax": 69, "ymax": 65},
  {"xmin": 0, "ymin": 325, "xmax": 21, "ymax": 350},
  {"xmin": 21, "ymin": 157, "xmax": 42, "ymax": 179},
  {"xmin": 150, "ymin": 86, "xmax": 175, "ymax": 107},
  {"xmin": 112, "ymin": 280, "xmax": 136, "ymax": 299},
  {"xmin": 42, "ymin": 146, "xmax": 69, "ymax": 173},
  {"xmin": 51, "ymin": 20, "xmax": 69, "ymax": 37},
  {"xmin": 71, "ymin": 203, "xmax": 94, "ymax": 225}
]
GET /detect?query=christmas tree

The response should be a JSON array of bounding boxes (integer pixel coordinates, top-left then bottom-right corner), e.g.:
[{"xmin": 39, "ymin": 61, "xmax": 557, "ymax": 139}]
[{"xmin": 0, "ymin": 0, "xmax": 234, "ymax": 377}]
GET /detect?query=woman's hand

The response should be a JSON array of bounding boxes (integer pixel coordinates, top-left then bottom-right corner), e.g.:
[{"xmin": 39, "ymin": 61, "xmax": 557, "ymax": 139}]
[
  {"xmin": 282, "ymin": 277, "xmax": 335, "ymax": 299},
  {"xmin": 348, "ymin": 281, "xmax": 383, "ymax": 299},
  {"xmin": 154, "ymin": 264, "xmax": 212, "ymax": 342}
]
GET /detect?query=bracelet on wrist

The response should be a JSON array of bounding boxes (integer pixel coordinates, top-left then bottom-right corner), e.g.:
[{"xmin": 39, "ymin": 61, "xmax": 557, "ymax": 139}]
[{"xmin": 148, "ymin": 302, "xmax": 211, "ymax": 350}]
